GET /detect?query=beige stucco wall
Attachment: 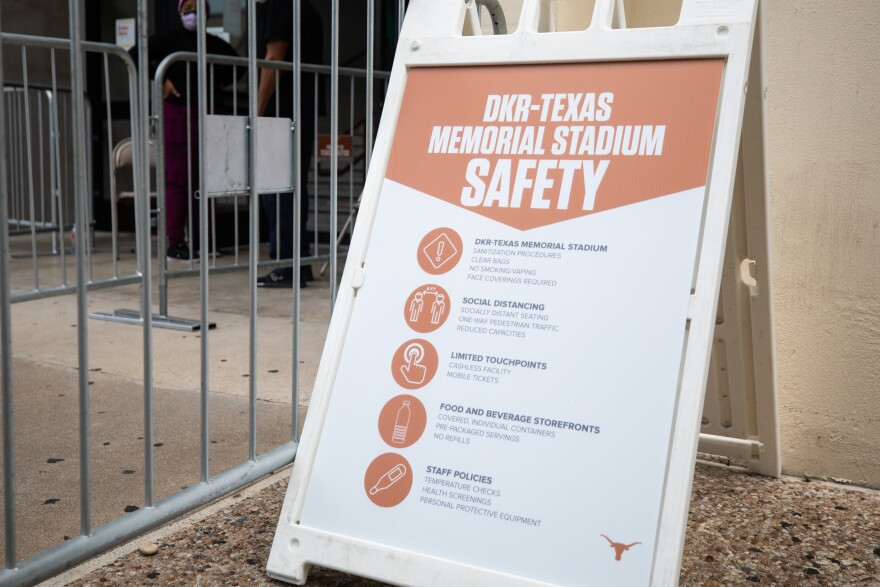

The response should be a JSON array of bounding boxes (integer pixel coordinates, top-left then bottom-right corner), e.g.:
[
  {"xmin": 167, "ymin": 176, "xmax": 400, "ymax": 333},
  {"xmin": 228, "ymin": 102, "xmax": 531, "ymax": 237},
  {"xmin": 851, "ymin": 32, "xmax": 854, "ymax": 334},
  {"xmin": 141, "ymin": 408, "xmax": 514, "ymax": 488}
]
[
  {"xmin": 493, "ymin": 0, "xmax": 880, "ymax": 487},
  {"xmin": 764, "ymin": 1, "xmax": 880, "ymax": 486}
]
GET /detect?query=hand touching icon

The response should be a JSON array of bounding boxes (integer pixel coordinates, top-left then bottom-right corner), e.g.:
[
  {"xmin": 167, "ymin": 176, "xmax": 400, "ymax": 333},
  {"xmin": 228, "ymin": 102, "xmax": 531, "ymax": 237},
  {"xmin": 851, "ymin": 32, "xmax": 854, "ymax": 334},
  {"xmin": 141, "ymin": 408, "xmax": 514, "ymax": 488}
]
[
  {"xmin": 391, "ymin": 339, "xmax": 437, "ymax": 390},
  {"xmin": 400, "ymin": 343, "xmax": 427, "ymax": 385}
]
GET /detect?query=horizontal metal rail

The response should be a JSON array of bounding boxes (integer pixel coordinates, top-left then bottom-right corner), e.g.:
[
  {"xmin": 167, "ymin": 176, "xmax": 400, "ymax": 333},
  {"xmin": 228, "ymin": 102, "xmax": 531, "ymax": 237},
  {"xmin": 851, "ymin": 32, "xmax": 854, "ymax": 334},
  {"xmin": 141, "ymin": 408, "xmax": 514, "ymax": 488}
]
[
  {"xmin": 0, "ymin": 32, "xmax": 136, "ymax": 62},
  {"xmin": 8, "ymin": 273, "xmax": 144, "ymax": 304},
  {"xmin": 0, "ymin": 442, "xmax": 297, "ymax": 587}
]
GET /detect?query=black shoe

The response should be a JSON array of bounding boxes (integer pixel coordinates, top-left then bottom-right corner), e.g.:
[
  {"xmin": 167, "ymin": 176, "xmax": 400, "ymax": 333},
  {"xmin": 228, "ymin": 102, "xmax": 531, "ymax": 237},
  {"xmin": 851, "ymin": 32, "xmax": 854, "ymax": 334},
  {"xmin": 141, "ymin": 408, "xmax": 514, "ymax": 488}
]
[
  {"xmin": 167, "ymin": 243, "xmax": 198, "ymax": 261},
  {"xmin": 258, "ymin": 265, "xmax": 312, "ymax": 286},
  {"xmin": 258, "ymin": 269, "xmax": 301, "ymax": 288}
]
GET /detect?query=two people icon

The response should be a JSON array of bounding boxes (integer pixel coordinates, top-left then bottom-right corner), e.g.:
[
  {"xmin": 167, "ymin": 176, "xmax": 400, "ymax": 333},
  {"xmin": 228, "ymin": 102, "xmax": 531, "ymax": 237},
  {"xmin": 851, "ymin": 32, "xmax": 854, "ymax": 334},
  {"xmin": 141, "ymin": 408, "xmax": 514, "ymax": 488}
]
[
  {"xmin": 406, "ymin": 285, "xmax": 449, "ymax": 332},
  {"xmin": 408, "ymin": 291, "xmax": 446, "ymax": 325}
]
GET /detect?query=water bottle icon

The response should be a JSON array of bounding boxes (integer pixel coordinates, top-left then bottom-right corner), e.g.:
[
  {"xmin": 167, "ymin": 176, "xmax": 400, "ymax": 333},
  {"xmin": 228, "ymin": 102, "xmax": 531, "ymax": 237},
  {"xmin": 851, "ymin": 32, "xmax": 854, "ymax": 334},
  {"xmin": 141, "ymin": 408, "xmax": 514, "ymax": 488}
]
[{"xmin": 392, "ymin": 400, "xmax": 411, "ymax": 444}]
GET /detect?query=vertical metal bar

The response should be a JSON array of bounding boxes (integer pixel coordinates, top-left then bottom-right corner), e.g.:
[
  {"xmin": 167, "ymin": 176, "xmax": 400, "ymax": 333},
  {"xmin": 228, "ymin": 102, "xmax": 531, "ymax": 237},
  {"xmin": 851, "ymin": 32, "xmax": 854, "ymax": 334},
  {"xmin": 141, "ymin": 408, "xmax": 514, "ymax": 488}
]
[
  {"xmin": 197, "ymin": 0, "xmax": 211, "ymax": 481},
  {"xmin": 398, "ymin": 0, "xmax": 405, "ymax": 33},
  {"xmin": 0, "ymin": 8, "xmax": 19, "ymax": 569},
  {"xmin": 37, "ymin": 92, "xmax": 46, "ymax": 232},
  {"xmin": 274, "ymin": 71, "xmax": 279, "ymax": 117},
  {"xmin": 274, "ymin": 197, "xmax": 280, "ymax": 261},
  {"xmin": 312, "ymin": 76, "xmax": 318, "ymax": 257},
  {"xmin": 44, "ymin": 90, "xmax": 59, "ymax": 254},
  {"xmin": 366, "ymin": 0, "xmax": 375, "ymax": 171},
  {"xmin": 85, "ymin": 98, "xmax": 94, "ymax": 270},
  {"xmin": 247, "ymin": 0, "xmax": 259, "ymax": 460},
  {"xmin": 232, "ymin": 64, "xmax": 240, "ymax": 267},
  {"xmin": 50, "ymin": 51, "xmax": 67, "ymax": 284},
  {"xmin": 6, "ymin": 95, "xmax": 13, "ymax": 230},
  {"xmin": 22, "ymin": 47, "xmax": 41, "ymax": 290},
  {"xmin": 136, "ymin": 0, "xmax": 156, "ymax": 508},
  {"xmin": 155, "ymin": 78, "xmax": 169, "ymax": 316},
  {"xmin": 274, "ymin": 66, "xmax": 281, "ymax": 264},
  {"xmin": 291, "ymin": 0, "xmax": 302, "ymax": 441},
  {"xmin": 210, "ymin": 200, "xmax": 216, "ymax": 266},
  {"xmin": 3, "ymin": 93, "xmax": 21, "ymax": 230},
  {"xmin": 330, "ymin": 0, "xmax": 339, "ymax": 307},
  {"xmin": 348, "ymin": 80, "xmax": 354, "ymax": 242},
  {"xmin": 104, "ymin": 53, "xmax": 119, "ymax": 277},
  {"xmin": 232, "ymin": 65, "xmax": 237, "ymax": 115},
  {"xmin": 68, "ymin": 0, "xmax": 92, "ymax": 537},
  {"xmin": 13, "ymin": 95, "xmax": 21, "ymax": 231},
  {"xmin": 62, "ymin": 103, "xmax": 71, "ymax": 246},
  {"xmin": 233, "ymin": 193, "xmax": 240, "ymax": 266},
  {"xmin": 186, "ymin": 66, "xmax": 195, "ymax": 267},
  {"xmin": 209, "ymin": 63, "xmax": 215, "ymax": 115}
]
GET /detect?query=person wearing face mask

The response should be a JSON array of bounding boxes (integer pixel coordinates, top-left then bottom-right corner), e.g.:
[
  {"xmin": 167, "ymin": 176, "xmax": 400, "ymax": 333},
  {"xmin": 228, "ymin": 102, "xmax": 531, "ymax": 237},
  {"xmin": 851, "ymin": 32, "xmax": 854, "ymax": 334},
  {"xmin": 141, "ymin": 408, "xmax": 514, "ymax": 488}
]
[{"xmin": 129, "ymin": 0, "xmax": 239, "ymax": 261}]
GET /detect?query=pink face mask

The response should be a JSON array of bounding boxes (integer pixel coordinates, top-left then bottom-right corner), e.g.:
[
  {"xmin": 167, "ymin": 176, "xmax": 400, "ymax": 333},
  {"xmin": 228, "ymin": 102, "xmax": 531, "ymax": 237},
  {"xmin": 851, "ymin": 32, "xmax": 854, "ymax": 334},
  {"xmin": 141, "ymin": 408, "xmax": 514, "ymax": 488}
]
[{"xmin": 181, "ymin": 12, "xmax": 197, "ymax": 31}]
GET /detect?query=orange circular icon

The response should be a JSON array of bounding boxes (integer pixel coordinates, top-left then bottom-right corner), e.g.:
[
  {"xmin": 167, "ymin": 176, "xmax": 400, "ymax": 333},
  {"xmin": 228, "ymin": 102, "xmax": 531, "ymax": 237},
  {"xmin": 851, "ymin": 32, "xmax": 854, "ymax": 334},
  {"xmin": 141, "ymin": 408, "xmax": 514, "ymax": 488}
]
[
  {"xmin": 364, "ymin": 453, "xmax": 412, "ymax": 507},
  {"xmin": 391, "ymin": 339, "xmax": 438, "ymax": 390},
  {"xmin": 404, "ymin": 284, "xmax": 450, "ymax": 333},
  {"xmin": 378, "ymin": 395, "xmax": 427, "ymax": 448},
  {"xmin": 417, "ymin": 228, "xmax": 463, "ymax": 275}
]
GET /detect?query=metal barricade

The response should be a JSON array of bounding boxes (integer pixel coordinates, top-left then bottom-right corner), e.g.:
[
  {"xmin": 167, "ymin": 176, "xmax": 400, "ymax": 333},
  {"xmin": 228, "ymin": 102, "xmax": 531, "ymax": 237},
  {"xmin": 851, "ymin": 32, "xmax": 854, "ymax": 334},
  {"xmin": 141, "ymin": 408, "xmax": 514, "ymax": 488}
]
[
  {"xmin": 2, "ymin": 86, "xmax": 82, "ymax": 244},
  {"xmin": 0, "ymin": 1, "xmax": 390, "ymax": 585},
  {"xmin": 0, "ymin": 32, "xmax": 139, "ymax": 302},
  {"xmin": 147, "ymin": 52, "xmax": 389, "ymax": 320}
]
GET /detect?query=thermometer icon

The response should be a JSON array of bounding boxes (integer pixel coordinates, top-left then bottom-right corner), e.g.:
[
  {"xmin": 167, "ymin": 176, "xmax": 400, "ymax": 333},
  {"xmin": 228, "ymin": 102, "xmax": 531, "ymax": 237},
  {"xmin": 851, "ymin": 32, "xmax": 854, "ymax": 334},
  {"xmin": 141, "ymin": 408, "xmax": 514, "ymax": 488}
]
[{"xmin": 369, "ymin": 463, "xmax": 407, "ymax": 495}]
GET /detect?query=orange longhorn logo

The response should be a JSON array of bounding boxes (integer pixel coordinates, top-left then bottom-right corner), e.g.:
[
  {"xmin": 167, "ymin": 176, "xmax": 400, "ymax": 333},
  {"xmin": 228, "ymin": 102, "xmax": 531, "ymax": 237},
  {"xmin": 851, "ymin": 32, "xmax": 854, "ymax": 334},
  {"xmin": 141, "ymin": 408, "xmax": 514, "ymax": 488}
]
[{"xmin": 601, "ymin": 535, "xmax": 641, "ymax": 561}]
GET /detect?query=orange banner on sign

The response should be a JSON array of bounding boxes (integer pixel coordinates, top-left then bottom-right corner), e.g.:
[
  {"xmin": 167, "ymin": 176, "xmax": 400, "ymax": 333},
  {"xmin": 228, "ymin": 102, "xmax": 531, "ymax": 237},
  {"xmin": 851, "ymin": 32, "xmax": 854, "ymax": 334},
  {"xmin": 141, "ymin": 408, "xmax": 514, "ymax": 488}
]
[{"xmin": 385, "ymin": 59, "xmax": 723, "ymax": 230}]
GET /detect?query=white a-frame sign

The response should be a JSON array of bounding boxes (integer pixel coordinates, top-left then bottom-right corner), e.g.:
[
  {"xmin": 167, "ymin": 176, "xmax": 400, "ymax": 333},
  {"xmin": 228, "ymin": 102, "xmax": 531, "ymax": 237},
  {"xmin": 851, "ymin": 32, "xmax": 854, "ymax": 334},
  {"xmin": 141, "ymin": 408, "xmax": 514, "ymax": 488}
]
[{"xmin": 268, "ymin": 0, "xmax": 779, "ymax": 585}]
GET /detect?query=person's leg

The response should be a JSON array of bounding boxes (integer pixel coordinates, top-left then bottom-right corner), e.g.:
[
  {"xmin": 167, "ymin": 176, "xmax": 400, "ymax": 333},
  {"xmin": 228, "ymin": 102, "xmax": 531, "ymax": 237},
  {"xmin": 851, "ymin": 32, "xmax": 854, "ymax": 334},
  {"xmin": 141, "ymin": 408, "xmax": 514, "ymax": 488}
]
[
  {"xmin": 261, "ymin": 192, "xmax": 279, "ymax": 260},
  {"xmin": 163, "ymin": 102, "xmax": 188, "ymax": 253},
  {"xmin": 263, "ymin": 118, "xmax": 313, "ymax": 278},
  {"xmin": 261, "ymin": 192, "xmax": 295, "ymax": 284},
  {"xmin": 258, "ymin": 113, "xmax": 315, "ymax": 287}
]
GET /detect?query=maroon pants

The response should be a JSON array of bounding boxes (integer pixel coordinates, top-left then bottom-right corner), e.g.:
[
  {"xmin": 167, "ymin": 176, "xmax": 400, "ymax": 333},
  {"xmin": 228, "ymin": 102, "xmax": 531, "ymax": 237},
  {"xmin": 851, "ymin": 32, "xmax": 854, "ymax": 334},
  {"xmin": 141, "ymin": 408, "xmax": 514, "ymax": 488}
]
[{"xmin": 163, "ymin": 101, "xmax": 199, "ymax": 248}]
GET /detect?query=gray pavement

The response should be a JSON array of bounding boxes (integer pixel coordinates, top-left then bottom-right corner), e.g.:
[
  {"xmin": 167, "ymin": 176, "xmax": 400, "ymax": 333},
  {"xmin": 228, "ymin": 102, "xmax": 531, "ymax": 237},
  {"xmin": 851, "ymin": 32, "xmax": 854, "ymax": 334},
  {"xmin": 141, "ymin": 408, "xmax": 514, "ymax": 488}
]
[{"xmin": 2, "ymin": 231, "xmax": 332, "ymax": 566}]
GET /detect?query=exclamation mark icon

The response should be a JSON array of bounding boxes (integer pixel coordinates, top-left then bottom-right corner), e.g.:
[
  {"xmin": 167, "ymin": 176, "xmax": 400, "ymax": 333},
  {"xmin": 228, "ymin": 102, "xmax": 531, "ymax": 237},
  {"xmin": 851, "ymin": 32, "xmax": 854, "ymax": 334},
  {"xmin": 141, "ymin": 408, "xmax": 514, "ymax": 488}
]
[
  {"xmin": 392, "ymin": 400, "xmax": 412, "ymax": 444},
  {"xmin": 435, "ymin": 241, "xmax": 444, "ymax": 263}
]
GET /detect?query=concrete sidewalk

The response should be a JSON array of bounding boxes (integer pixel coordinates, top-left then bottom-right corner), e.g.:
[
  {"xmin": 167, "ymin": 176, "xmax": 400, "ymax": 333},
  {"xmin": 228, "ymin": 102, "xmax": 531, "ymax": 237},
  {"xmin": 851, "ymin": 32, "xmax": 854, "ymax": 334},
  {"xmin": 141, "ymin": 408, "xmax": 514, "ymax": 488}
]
[
  {"xmin": 53, "ymin": 463, "xmax": 880, "ymax": 586},
  {"xmin": 3, "ymin": 231, "xmax": 332, "ymax": 565}
]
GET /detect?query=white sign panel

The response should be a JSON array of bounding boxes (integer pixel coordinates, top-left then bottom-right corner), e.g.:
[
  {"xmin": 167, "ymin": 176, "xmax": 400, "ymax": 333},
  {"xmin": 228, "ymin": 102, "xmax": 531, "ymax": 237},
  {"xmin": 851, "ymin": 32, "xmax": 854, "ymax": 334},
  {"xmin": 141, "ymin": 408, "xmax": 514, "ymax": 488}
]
[
  {"xmin": 287, "ymin": 59, "xmax": 723, "ymax": 586},
  {"xmin": 115, "ymin": 18, "xmax": 136, "ymax": 51}
]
